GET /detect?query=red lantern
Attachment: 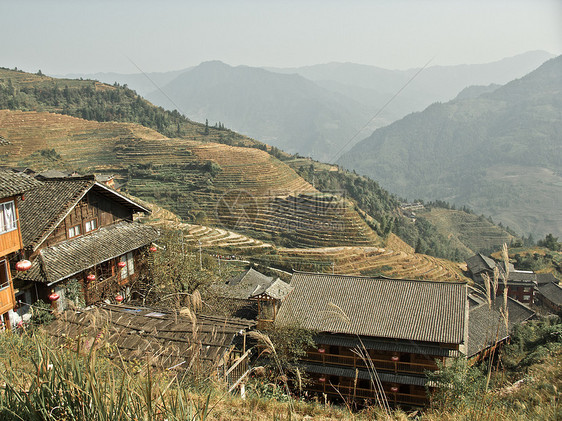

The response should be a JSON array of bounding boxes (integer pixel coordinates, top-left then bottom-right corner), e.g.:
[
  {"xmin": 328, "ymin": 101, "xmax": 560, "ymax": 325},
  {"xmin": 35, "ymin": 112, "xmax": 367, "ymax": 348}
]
[
  {"xmin": 390, "ymin": 386, "xmax": 399, "ymax": 393},
  {"xmin": 391, "ymin": 355, "xmax": 399, "ymax": 362},
  {"xmin": 48, "ymin": 292, "xmax": 60, "ymax": 302},
  {"xmin": 149, "ymin": 245, "xmax": 157, "ymax": 252},
  {"xmin": 87, "ymin": 274, "xmax": 96, "ymax": 281},
  {"xmin": 117, "ymin": 261, "xmax": 127, "ymax": 268},
  {"xmin": 318, "ymin": 348, "xmax": 325, "ymax": 354},
  {"xmin": 115, "ymin": 294, "xmax": 124, "ymax": 303},
  {"xmin": 15, "ymin": 260, "xmax": 32, "ymax": 271},
  {"xmin": 319, "ymin": 377, "xmax": 326, "ymax": 383}
]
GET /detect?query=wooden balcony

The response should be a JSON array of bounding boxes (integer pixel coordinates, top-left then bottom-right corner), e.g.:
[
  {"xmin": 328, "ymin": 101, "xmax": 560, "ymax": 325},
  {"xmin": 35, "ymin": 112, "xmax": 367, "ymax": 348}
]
[
  {"xmin": 304, "ymin": 350, "xmax": 438, "ymax": 375},
  {"xmin": 84, "ymin": 275, "xmax": 120, "ymax": 305},
  {"xmin": 0, "ymin": 281, "xmax": 15, "ymax": 315},
  {"xmin": 307, "ymin": 381, "xmax": 427, "ymax": 406}
]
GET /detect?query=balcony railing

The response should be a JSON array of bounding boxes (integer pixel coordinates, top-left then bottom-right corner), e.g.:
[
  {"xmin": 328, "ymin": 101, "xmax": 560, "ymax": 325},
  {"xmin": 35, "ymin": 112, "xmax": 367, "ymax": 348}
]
[
  {"xmin": 304, "ymin": 351, "xmax": 438, "ymax": 374},
  {"xmin": 307, "ymin": 381, "xmax": 427, "ymax": 406},
  {"xmin": 84, "ymin": 275, "xmax": 120, "ymax": 305}
]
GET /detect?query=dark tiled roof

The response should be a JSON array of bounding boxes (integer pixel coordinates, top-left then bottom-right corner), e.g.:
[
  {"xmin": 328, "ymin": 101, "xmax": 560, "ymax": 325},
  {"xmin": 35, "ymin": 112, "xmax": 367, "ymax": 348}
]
[
  {"xmin": 537, "ymin": 282, "xmax": 562, "ymax": 307},
  {"xmin": 251, "ymin": 278, "xmax": 293, "ymax": 300},
  {"xmin": 467, "ymin": 298, "xmax": 535, "ymax": 357},
  {"xmin": 0, "ymin": 168, "xmax": 42, "ymax": 200},
  {"xmin": 276, "ymin": 272, "xmax": 467, "ymax": 345},
  {"xmin": 46, "ymin": 304, "xmax": 255, "ymax": 371},
  {"xmin": 466, "ymin": 253, "xmax": 496, "ymax": 274},
  {"xmin": 16, "ymin": 222, "xmax": 159, "ymax": 284},
  {"xmin": 19, "ymin": 176, "xmax": 150, "ymax": 250},
  {"xmin": 19, "ymin": 176, "xmax": 95, "ymax": 248},
  {"xmin": 224, "ymin": 268, "xmax": 275, "ymax": 299},
  {"xmin": 508, "ymin": 271, "xmax": 536, "ymax": 285},
  {"xmin": 536, "ymin": 273, "xmax": 559, "ymax": 285}
]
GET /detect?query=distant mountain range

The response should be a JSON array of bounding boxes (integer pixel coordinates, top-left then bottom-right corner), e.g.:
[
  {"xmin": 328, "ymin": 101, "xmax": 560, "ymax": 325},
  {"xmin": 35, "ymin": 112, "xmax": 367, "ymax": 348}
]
[
  {"xmin": 61, "ymin": 50, "xmax": 554, "ymax": 162},
  {"xmin": 338, "ymin": 55, "xmax": 562, "ymax": 238}
]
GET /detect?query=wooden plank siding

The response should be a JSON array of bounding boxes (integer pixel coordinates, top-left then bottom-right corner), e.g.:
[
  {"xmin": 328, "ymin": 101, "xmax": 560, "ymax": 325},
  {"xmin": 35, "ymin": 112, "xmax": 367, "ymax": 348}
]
[
  {"xmin": 0, "ymin": 196, "xmax": 23, "ymax": 257},
  {"xmin": 39, "ymin": 191, "xmax": 133, "ymax": 251}
]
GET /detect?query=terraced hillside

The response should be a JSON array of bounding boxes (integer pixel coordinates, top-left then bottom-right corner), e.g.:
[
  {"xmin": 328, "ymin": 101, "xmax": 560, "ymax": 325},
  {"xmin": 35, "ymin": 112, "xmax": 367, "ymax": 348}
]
[
  {"xmin": 0, "ymin": 110, "xmax": 380, "ymax": 248},
  {"xmin": 416, "ymin": 207, "xmax": 516, "ymax": 254},
  {"xmin": 257, "ymin": 245, "xmax": 467, "ymax": 282},
  {"xmin": 138, "ymin": 199, "xmax": 466, "ymax": 281}
]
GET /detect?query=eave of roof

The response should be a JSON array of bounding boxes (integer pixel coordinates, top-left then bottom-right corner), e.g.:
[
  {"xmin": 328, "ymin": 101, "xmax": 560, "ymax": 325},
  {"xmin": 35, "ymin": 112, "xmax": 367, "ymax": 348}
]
[
  {"xmin": 16, "ymin": 221, "xmax": 159, "ymax": 285},
  {"xmin": 0, "ymin": 168, "xmax": 43, "ymax": 200}
]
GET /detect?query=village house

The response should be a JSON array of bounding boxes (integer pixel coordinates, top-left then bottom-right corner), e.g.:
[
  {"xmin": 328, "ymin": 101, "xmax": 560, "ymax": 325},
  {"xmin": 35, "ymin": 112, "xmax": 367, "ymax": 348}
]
[
  {"xmin": 465, "ymin": 253, "xmax": 558, "ymax": 305},
  {"xmin": 0, "ymin": 169, "xmax": 42, "ymax": 329},
  {"xmin": 47, "ymin": 303, "xmax": 256, "ymax": 386},
  {"xmin": 275, "ymin": 271, "xmax": 536, "ymax": 407},
  {"xmin": 219, "ymin": 267, "xmax": 293, "ymax": 324},
  {"xmin": 12, "ymin": 173, "xmax": 159, "ymax": 322},
  {"xmin": 275, "ymin": 272, "xmax": 469, "ymax": 407}
]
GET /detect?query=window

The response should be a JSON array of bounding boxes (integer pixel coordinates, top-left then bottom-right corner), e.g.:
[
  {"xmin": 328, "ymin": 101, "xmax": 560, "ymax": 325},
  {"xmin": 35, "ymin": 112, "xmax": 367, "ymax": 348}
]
[
  {"xmin": 120, "ymin": 252, "xmax": 135, "ymax": 279},
  {"xmin": 0, "ymin": 201, "xmax": 17, "ymax": 234},
  {"xmin": 0, "ymin": 260, "xmax": 10, "ymax": 291},
  {"xmin": 85, "ymin": 219, "xmax": 97, "ymax": 233},
  {"xmin": 523, "ymin": 287, "xmax": 532, "ymax": 293},
  {"xmin": 68, "ymin": 225, "xmax": 81, "ymax": 238}
]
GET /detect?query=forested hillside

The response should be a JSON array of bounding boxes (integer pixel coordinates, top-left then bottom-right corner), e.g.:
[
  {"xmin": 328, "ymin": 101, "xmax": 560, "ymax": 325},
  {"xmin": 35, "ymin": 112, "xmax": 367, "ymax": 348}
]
[{"xmin": 339, "ymin": 55, "xmax": 562, "ymax": 238}]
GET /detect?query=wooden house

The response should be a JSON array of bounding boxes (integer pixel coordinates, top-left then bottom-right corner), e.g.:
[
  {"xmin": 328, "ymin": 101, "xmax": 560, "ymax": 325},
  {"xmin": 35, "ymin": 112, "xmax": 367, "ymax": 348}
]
[
  {"xmin": 13, "ymin": 174, "xmax": 159, "ymax": 318},
  {"xmin": 46, "ymin": 304, "xmax": 256, "ymax": 384},
  {"xmin": 275, "ymin": 272, "xmax": 469, "ymax": 407},
  {"xmin": 536, "ymin": 282, "xmax": 562, "ymax": 314},
  {"xmin": 219, "ymin": 268, "xmax": 292, "ymax": 322},
  {"xmin": 467, "ymin": 297, "xmax": 535, "ymax": 362},
  {"xmin": 466, "ymin": 254, "xmax": 537, "ymax": 304},
  {"xmin": 0, "ymin": 169, "xmax": 42, "ymax": 328}
]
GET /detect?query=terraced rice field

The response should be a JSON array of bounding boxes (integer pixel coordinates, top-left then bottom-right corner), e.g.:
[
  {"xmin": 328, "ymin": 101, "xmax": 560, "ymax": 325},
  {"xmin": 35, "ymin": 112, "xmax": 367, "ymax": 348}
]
[
  {"xmin": 269, "ymin": 245, "xmax": 467, "ymax": 282},
  {"xmin": 0, "ymin": 110, "xmax": 381, "ymax": 249}
]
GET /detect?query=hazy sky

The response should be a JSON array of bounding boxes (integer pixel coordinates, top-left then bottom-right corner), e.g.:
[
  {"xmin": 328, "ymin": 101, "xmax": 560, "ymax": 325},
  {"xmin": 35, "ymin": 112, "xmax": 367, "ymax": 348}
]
[{"xmin": 1, "ymin": 0, "xmax": 560, "ymax": 75}]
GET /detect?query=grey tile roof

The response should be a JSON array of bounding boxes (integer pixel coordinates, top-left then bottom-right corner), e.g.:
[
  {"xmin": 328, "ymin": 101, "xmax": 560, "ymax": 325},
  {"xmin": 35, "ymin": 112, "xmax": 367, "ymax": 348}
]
[
  {"xmin": 16, "ymin": 221, "xmax": 159, "ymax": 285},
  {"xmin": 46, "ymin": 304, "xmax": 255, "ymax": 371},
  {"xmin": 536, "ymin": 273, "xmax": 559, "ymax": 285},
  {"xmin": 0, "ymin": 168, "xmax": 43, "ymax": 200},
  {"xmin": 276, "ymin": 272, "xmax": 467, "ymax": 345},
  {"xmin": 467, "ymin": 298, "xmax": 535, "ymax": 357},
  {"xmin": 251, "ymin": 278, "xmax": 293, "ymax": 300},
  {"xmin": 508, "ymin": 271, "xmax": 537, "ymax": 285},
  {"xmin": 537, "ymin": 282, "xmax": 562, "ymax": 307},
  {"xmin": 466, "ymin": 253, "xmax": 496, "ymax": 274},
  {"xmin": 19, "ymin": 176, "xmax": 95, "ymax": 248},
  {"xmin": 224, "ymin": 268, "xmax": 275, "ymax": 299},
  {"xmin": 18, "ymin": 176, "xmax": 150, "ymax": 250}
]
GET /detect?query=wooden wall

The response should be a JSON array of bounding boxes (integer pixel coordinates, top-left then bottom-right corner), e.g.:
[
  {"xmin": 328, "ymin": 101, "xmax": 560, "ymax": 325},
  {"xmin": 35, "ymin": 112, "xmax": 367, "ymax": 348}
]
[{"xmin": 40, "ymin": 191, "xmax": 133, "ymax": 250}]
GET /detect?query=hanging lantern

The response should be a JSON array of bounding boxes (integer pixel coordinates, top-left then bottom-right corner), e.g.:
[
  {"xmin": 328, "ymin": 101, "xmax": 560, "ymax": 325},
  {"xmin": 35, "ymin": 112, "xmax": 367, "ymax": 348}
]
[
  {"xmin": 115, "ymin": 294, "xmax": 124, "ymax": 303},
  {"xmin": 318, "ymin": 348, "xmax": 326, "ymax": 354},
  {"xmin": 48, "ymin": 291, "xmax": 60, "ymax": 302},
  {"xmin": 390, "ymin": 386, "xmax": 399, "ymax": 393},
  {"xmin": 15, "ymin": 260, "xmax": 32, "ymax": 271},
  {"xmin": 391, "ymin": 355, "xmax": 399, "ymax": 362},
  {"xmin": 149, "ymin": 245, "xmax": 157, "ymax": 252},
  {"xmin": 117, "ymin": 261, "xmax": 127, "ymax": 268},
  {"xmin": 87, "ymin": 274, "xmax": 96, "ymax": 282},
  {"xmin": 319, "ymin": 377, "xmax": 326, "ymax": 383}
]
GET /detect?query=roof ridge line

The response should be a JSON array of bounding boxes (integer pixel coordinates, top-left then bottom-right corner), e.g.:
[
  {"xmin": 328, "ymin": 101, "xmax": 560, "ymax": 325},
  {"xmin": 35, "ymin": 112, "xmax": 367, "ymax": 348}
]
[{"xmin": 292, "ymin": 270, "xmax": 467, "ymax": 285}]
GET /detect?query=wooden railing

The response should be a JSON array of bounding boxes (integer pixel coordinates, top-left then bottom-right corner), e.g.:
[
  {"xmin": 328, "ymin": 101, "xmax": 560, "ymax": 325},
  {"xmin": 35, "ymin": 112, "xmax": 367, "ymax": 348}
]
[
  {"xmin": 304, "ymin": 351, "xmax": 438, "ymax": 374},
  {"xmin": 308, "ymin": 381, "xmax": 427, "ymax": 406},
  {"xmin": 84, "ymin": 276, "xmax": 120, "ymax": 305}
]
